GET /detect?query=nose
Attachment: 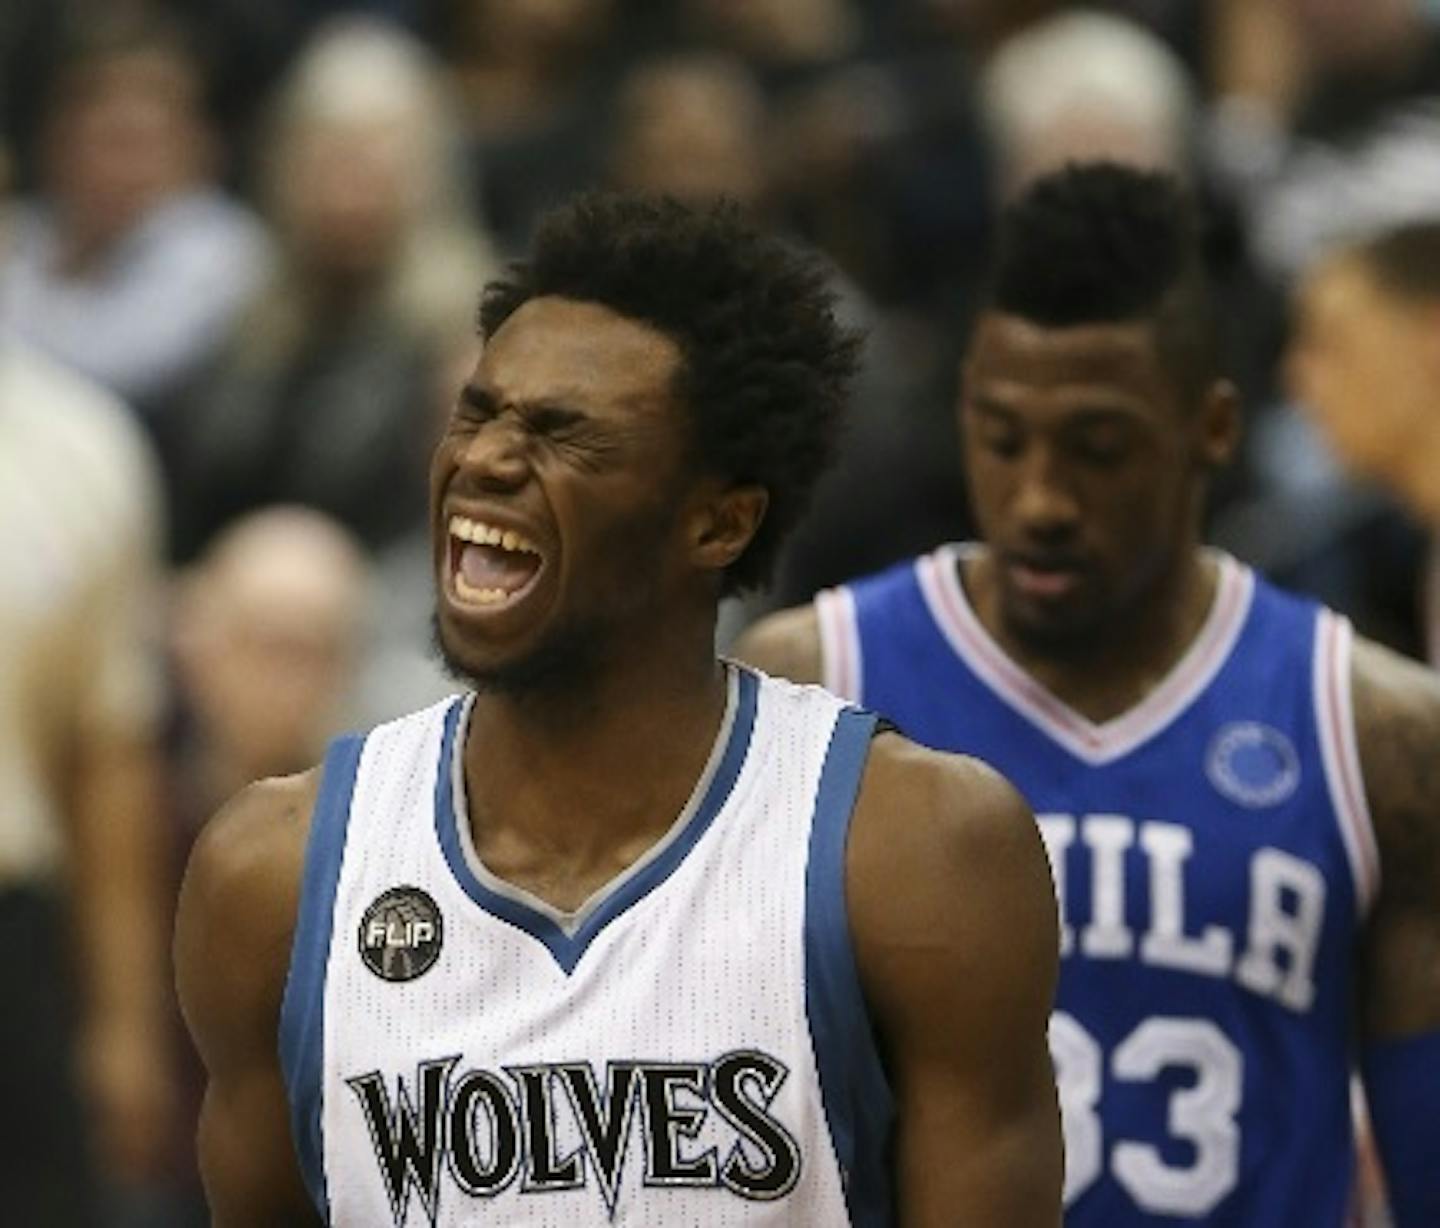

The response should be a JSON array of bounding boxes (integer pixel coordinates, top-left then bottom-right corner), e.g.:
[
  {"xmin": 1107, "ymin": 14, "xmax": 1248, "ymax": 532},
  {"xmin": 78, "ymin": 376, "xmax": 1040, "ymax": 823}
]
[
  {"xmin": 1013, "ymin": 446, "xmax": 1080, "ymax": 542},
  {"xmin": 458, "ymin": 415, "xmax": 531, "ymax": 493}
]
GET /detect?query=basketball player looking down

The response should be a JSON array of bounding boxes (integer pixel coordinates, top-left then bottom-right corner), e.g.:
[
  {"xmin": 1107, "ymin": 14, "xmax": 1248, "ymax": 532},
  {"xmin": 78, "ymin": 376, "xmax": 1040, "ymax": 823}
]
[
  {"xmin": 738, "ymin": 163, "xmax": 1440, "ymax": 1227},
  {"xmin": 175, "ymin": 194, "xmax": 1063, "ymax": 1226}
]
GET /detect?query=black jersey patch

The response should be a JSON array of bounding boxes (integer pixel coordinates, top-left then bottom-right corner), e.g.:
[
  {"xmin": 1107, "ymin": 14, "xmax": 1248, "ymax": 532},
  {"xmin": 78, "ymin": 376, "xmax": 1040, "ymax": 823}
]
[{"xmin": 359, "ymin": 886, "xmax": 444, "ymax": 982}]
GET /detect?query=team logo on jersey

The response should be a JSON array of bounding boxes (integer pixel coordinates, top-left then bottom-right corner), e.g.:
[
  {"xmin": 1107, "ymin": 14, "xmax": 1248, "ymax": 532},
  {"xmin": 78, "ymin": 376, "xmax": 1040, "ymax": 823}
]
[
  {"xmin": 1206, "ymin": 722, "xmax": 1300, "ymax": 808},
  {"xmin": 347, "ymin": 1052, "xmax": 803, "ymax": 1223},
  {"xmin": 359, "ymin": 886, "xmax": 443, "ymax": 982}
]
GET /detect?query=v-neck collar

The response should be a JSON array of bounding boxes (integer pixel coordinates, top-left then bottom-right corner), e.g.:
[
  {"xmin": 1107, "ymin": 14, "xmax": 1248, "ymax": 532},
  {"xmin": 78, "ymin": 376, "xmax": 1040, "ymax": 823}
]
[
  {"xmin": 917, "ymin": 544, "xmax": 1253, "ymax": 765},
  {"xmin": 434, "ymin": 665, "xmax": 758, "ymax": 974}
]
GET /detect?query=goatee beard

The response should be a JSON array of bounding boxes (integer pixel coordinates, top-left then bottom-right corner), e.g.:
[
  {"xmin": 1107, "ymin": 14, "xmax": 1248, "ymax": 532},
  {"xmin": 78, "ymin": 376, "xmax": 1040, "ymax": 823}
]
[{"xmin": 430, "ymin": 611, "xmax": 601, "ymax": 698}]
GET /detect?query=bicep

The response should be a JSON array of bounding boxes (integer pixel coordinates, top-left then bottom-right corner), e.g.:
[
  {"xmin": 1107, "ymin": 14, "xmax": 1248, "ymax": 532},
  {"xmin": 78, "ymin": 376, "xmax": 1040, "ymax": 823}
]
[
  {"xmin": 175, "ymin": 779, "xmax": 317, "ymax": 1226},
  {"xmin": 1353, "ymin": 642, "xmax": 1440, "ymax": 1038},
  {"xmin": 851, "ymin": 745, "xmax": 1062, "ymax": 1226},
  {"xmin": 198, "ymin": 1052, "xmax": 318, "ymax": 1227},
  {"xmin": 895, "ymin": 1031, "xmax": 1061, "ymax": 1226}
]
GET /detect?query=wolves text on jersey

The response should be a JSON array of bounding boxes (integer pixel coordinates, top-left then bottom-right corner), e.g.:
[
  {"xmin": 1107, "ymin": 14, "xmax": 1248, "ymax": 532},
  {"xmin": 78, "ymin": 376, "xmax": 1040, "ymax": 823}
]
[
  {"xmin": 346, "ymin": 1050, "xmax": 804, "ymax": 1224},
  {"xmin": 1039, "ymin": 814, "xmax": 1327, "ymax": 1012}
]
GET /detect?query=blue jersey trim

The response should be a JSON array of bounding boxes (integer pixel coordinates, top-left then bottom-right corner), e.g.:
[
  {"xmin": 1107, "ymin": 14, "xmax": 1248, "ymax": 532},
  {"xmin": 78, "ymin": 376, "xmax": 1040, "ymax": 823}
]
[
  {"xmin": 278, "ymin": 732, "xmax": 364, "ymax": 1221},
  {"xmin": 435, "ymin": 669, "xmax": 759, "ymax": 975},
  {"xmin": 805, "ymin": 706, "xmax": 895, "ymax": 1226}
]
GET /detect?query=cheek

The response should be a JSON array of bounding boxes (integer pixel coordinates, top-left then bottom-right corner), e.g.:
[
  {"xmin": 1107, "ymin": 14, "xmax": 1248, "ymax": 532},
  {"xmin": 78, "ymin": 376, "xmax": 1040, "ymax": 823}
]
[
  {"xmin": 1084, "ymin": 459, "xmax": 1192, "ymax": 547},
  {"xmin": 960, "ymin": 448, "xmax": 1014, "ymax": 522}
]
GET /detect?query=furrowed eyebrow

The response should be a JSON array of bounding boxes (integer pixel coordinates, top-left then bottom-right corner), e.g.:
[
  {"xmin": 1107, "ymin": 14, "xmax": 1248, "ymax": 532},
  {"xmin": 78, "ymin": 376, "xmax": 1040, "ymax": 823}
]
[{"xmin": 459, "ymin": 385, "xmax": 495, "ymax": 412}]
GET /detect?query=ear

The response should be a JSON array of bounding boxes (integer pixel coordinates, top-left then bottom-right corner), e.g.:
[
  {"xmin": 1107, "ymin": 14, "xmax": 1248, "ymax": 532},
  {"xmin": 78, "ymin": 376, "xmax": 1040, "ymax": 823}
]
[
  {"xmin": 687, "ymin": 481, "xmax": 770, "ymax": 574},
  {"xmin": 1195, "ymin": 378, "xmax": 1242, "ymax": 469}
]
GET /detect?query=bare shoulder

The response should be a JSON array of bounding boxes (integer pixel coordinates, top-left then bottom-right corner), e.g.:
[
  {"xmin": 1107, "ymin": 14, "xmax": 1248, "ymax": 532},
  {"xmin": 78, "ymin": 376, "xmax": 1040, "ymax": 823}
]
[
  {"xmin": 730, "ymin": 603, "xmax": 823, "ymax": 685},
  {"xmin": 176, "ymin": 770, "xmax": 321, "ymax": 1061},
  {"xmin": 1350, "ymin": 636, "xmax": 1440, "ymax": 872},
  {"xmin": 847, "ymin": 732, "xmax": 1058, "ymax": 1007},
  {"xmin": 851, "ymin": 732, "xmax": 1045, "ymax": 884}
]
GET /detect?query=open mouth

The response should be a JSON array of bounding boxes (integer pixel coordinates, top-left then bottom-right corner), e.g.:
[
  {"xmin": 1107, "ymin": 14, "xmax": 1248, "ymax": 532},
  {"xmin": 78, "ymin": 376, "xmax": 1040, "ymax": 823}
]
[
  {"xmin": 447, "ymin": 514, "xmax": 545, "ymax": 608},
  {"xmin": 1004, "ymin": 556, "xmax": 1085, "ymax": 601}
]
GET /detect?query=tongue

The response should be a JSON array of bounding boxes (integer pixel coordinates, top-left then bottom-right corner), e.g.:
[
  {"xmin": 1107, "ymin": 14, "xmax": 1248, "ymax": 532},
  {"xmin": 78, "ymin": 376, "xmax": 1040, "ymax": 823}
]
[{"xmin": 460, "ymin": 543, "xmax": 539, "ymax": 594}]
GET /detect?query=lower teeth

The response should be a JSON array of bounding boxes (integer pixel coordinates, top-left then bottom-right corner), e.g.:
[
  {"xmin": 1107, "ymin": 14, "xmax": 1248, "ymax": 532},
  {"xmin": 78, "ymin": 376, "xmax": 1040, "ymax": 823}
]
[{"xmin": 455, "ymin": 573, "xmax": 509, "ymax": 605}]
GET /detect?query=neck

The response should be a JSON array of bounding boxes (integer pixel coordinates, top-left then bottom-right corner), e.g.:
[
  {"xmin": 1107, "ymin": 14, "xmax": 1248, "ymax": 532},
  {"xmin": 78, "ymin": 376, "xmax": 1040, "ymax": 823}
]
[{"xmin": 460, "ymin": 617, "xmax": 730, "ymax": 866}]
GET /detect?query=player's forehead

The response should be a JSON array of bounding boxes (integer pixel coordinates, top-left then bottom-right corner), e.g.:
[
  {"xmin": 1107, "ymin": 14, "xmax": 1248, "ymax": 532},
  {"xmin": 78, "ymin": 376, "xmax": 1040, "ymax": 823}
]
[
  {"xmin": 965, "ymin": 311, "xmax": 1176, "ymax": 420},
  {"xmin": 471, "ymin": 296, "xmax": 683, "ymax": 416}
]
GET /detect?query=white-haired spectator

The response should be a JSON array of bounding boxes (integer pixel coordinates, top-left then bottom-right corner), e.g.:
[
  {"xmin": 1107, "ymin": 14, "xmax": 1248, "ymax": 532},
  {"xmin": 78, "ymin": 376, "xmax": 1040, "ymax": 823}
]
[
  {"xmin": 166, "ymin": 16, "xmax": 496, "ymax": 562},
  {"xmin": 980, "ymin": 9, "xmax": 1196, "ymax": 198}
]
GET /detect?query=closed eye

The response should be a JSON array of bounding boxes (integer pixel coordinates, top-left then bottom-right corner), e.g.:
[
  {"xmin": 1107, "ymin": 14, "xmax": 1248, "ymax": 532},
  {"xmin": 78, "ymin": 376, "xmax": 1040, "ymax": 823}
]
[
  {"xmin": 525, "ymin": 406, "xmax": 586, "ymax": 436},
  {"xmin": 968, "ymin": 403, "xmax": 1025, "ymax": 459},
  {"xmin": 1064, "ymin": 415, "xmax": 1137, "ymax": 466},
  {"xmin": 456, "ymin": 385, "xmax": 497, "ymax": 423}
]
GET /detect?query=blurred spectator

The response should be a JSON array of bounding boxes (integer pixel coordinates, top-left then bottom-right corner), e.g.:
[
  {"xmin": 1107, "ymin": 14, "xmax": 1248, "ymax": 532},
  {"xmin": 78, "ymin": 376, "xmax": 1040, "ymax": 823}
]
[
  {"xmin": 1288, "ymin": 221, "xmax": 1440, "ymax": 661},
  {"xmin": 169, "ymin": 507, "xmax": 369, "ymax": 823},
  {"xmin": 979, "ymin": 9, "xmax": 1196, "ymax": 198},
  {"xmin": 1208, "ymin": 0, "xmax": 1440, "ymax": 283},
  {"xmin": 165, "ymin": 17, "xmax": 496, "ymax": 562},
  {"xmin": 444, "ymin": 0, "xmax": 623, "ymax": 252},
  {"xmin": 607, "ymin": 52, "xmax": 771, "ymax": 211},
  {"xmin": 0, "ymin": 338, "xmax": 174, "ymax": 1222},
  {"xmin": 676, "ymin": 0, "xmax": 863, "ymax": 82},
  {"xmin": 0, "ymin": 16, "xmax": 268, "ymax": 421}
]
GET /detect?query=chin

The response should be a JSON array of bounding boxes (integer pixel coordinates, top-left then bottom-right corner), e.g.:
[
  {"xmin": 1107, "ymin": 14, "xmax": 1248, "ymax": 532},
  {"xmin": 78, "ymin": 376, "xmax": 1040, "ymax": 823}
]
[
  {"xmin": 431, "ymin": 610, "xmax": 599, "ymax": 698},
  {"xmin": 1003, "ymin": 598, "xmax": 1106, "ymax": 655}
]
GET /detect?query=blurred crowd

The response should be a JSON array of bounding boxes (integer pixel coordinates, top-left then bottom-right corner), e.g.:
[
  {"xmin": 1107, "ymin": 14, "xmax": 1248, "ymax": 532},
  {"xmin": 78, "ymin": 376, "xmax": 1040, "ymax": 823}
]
[{"xmin": 5, "ymin": 0, "xmax": 1440, "ymax": 1222}]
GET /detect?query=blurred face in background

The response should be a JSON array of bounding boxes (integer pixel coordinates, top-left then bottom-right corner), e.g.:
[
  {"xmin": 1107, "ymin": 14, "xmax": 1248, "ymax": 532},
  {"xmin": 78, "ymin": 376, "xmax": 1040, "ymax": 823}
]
[
  {"xmin": 609, "ymin": 59, "xmax": 768, "ymax": 210},
  {"xmin": 275, "ymin": 117, "xmax": 412, "ymax": 285},
  {"xmin": 1289, "ymin": 254, "xmax": 1440, "ymax": 522},
  {"xmin": 44, "ymin": 46, "xmax": 209, "ymax": 253},
  {"xmin": 174, "ymin": 511, "xmax": 367, "ymax": 779}
]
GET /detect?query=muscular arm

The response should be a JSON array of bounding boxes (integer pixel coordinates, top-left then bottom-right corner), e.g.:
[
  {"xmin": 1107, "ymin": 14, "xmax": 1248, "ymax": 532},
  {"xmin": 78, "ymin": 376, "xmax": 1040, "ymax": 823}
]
[
  {"xmin": 1352, "ymin": 638, "xmax": 1440, "ymax": 1226},
  {"xmin": 730, "ymin": 604, "xmax": 824, "ymax": 685},
  {"xmin": 174, "ymin": 772, "xmax": 321, "ymax": 1228},
  {"xmin": 849, "ymin": 736, "xmax": 1062, "ymax": 1226},
  {"xmin": 1353, "ymin": 637, "xmax": 1440, "ymax": 1040}
]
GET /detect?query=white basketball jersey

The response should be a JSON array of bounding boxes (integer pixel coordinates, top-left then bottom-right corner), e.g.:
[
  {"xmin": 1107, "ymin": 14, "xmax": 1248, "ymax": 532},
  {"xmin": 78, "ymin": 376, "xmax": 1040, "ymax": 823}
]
[{"xmin": 280, "ymin": 665, "xmax": 895, "ymax": 1226}]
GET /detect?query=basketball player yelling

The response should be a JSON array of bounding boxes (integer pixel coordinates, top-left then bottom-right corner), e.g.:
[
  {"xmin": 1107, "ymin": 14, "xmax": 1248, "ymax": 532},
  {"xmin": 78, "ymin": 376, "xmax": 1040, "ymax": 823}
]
[{"xmin": 176, "ymin": 193, "xmax": 1063, "ymax": 1227}]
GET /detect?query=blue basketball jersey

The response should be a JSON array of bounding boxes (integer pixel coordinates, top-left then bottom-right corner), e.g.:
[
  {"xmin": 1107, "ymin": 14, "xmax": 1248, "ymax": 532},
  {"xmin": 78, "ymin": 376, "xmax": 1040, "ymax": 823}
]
[{"xmin": 820, "ymin": 544, "xmax": 1378, "ymax": 1227}]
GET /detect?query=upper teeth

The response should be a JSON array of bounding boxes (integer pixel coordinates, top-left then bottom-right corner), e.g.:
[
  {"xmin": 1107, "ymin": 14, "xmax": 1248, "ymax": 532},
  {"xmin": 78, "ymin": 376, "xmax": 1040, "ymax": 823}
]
[{"xmin": 449, "ymin": 515, "xmax": 540, "ymax": 555}]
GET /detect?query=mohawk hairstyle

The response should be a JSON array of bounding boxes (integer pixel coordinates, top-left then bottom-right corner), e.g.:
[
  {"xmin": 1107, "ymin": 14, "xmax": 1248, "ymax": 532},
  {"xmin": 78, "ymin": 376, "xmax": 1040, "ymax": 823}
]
[
  {"xmin": 990, "ymin": 162, "xmax": 1219, "ymax": 402},
  {"xmin": 479, "ymin": 192, "xmax": 861, "ymax": 594}
]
